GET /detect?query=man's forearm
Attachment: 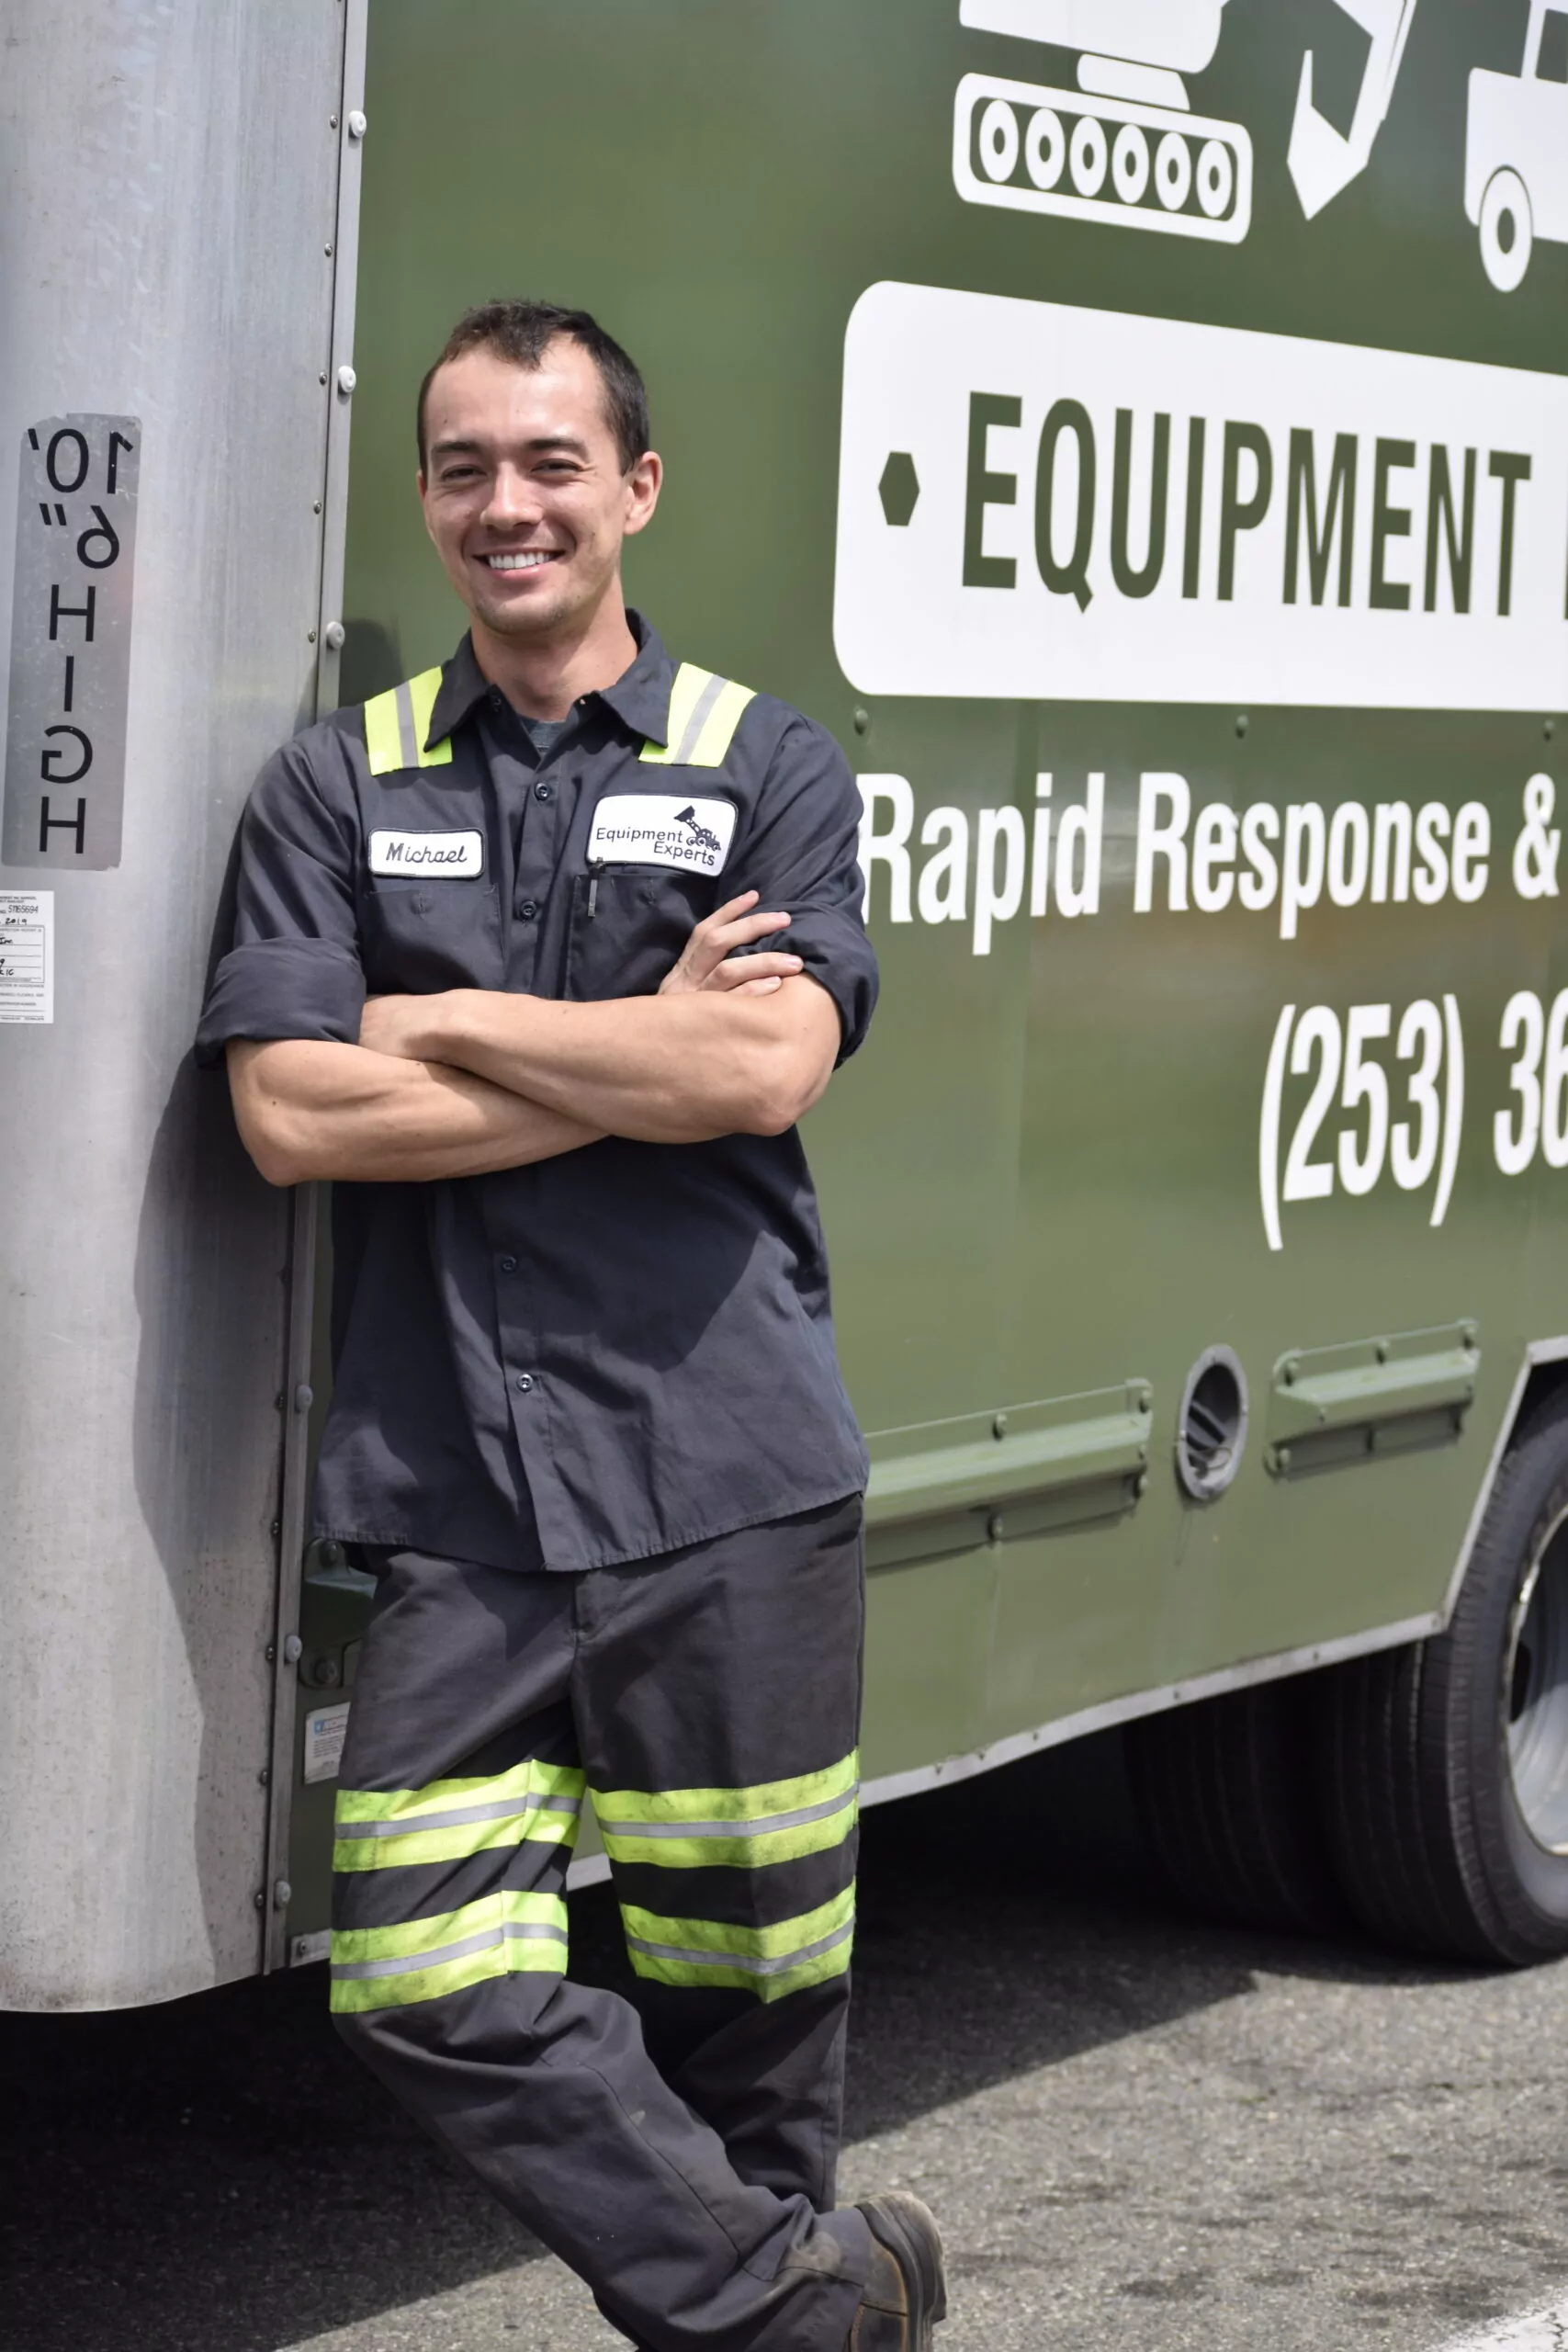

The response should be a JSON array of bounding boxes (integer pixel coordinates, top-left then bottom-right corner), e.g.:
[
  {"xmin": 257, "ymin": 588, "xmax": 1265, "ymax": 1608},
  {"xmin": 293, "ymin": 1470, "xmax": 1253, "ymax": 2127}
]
[
  {"xmin": 409, "ymin": 982, "xmax": 835, "ymax": 1144},
  {"xmin": 228, "ymin": 1039, "xmax": 603, "ymax": 1185}
]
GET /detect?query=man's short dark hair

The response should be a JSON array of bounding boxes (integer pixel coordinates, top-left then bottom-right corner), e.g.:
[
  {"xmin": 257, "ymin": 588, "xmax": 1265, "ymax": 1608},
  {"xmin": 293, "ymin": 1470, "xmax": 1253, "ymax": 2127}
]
[{"xmin": 417, "ymin": 300, "xmax": 650, "ymax": 475}]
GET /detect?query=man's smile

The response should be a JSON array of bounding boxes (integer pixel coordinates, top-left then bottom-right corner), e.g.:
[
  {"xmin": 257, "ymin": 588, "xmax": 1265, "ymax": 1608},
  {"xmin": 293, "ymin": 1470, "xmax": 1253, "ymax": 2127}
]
[{"xmin": 481, "ymin": 548, "xmax": 563, "ymax": 571}]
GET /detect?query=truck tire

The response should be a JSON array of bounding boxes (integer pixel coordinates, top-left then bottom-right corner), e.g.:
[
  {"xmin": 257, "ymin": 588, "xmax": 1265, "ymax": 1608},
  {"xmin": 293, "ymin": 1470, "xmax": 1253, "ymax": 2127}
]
[
  {"xmin": 1123, "ymin": 1678, "xmax": 1344, "ymax": 1935},
  {"xmin": 1319, "ymin": 1388, "xmax": 1568, "ymax": 1965},
  {"xmin": 1479, "ymin": 168, "xmax": 1532, "ymax": 293}
]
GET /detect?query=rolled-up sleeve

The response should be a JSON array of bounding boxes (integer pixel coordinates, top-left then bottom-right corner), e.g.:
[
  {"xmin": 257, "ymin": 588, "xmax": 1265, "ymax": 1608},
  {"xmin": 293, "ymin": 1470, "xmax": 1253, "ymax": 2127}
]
[
  {"xmin": 730, "ymin": 716, "xmax": 879, "ymax": 1064},
  {"xmin": 196, "ymin": 732, "xmax": 366, "ymax": 1066}
]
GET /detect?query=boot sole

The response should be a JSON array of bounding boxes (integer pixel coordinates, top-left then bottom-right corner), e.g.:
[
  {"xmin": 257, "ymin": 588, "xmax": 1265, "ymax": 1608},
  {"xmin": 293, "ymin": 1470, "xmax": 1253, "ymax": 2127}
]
[{"xmin": 857, "ymin": 2191, "xmax": 949, "ymax": 2341}]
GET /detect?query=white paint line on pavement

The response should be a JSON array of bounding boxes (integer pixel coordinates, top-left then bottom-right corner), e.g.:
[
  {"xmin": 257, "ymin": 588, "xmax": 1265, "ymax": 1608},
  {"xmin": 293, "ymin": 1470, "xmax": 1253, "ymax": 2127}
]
[{"xmin": 1440, "ymin": 2301, "xmax": 1568, "ymax": 2351}]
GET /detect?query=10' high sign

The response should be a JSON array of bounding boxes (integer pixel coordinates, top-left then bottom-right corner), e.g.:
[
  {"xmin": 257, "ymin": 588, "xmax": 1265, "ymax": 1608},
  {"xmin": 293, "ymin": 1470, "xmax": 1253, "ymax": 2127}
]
[{"xmin": 2, "ymin": 413, "xmax": 141, "ymax": 870}]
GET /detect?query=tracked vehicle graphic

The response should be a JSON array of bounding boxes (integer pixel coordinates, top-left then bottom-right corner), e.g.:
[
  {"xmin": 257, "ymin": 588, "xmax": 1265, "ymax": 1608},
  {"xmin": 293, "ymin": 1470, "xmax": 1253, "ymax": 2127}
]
[{"xmin": 953, "ymin": 0, "xmax": 1252, "ymax": 244}]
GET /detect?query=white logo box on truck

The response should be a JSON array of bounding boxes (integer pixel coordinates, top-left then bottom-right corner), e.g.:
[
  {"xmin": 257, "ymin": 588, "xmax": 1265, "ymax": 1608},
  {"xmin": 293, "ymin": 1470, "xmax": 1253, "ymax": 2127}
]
[{"xmin": 834, "ymin": 281, "xmax": 1568, "ymax": 713}]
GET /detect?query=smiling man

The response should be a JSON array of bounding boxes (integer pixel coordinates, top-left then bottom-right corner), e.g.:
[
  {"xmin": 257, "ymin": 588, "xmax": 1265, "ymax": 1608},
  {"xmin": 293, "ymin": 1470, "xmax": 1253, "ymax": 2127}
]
[{"xmin": 196, "ymin": 301, "xmax": 946, "ymax": 2352}]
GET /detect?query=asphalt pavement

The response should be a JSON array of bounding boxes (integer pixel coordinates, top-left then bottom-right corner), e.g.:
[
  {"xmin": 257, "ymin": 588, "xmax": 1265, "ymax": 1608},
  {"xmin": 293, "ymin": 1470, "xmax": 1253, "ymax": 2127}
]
[{"xmin": 6, "ymin": 1732, "xmax": 1568, "ymax": 2352}]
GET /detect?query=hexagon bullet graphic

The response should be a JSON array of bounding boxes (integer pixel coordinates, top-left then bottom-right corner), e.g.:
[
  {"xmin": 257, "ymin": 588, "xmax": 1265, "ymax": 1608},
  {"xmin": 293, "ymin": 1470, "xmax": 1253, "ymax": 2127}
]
[{"xmin": 878, "ymin": 451, "xmax": 919, "ymax": 526}]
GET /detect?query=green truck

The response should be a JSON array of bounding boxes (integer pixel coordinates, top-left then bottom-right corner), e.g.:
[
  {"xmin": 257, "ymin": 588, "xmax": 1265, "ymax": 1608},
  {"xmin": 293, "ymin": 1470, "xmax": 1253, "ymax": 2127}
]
[{"xmin": 4, "ymin": 0, "xmax": 1565, "ymax": 2009}]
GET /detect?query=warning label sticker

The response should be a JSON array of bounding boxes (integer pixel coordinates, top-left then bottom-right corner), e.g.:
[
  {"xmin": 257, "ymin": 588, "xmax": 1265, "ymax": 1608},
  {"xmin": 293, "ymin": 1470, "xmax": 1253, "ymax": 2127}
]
[
  {"xmin": 303, "ymin": 1701, "xmax": 351, "ymax": 1786},
  {"xmin": 0, "ymin": 890, "xmax": 53, "ymax": 1023}
]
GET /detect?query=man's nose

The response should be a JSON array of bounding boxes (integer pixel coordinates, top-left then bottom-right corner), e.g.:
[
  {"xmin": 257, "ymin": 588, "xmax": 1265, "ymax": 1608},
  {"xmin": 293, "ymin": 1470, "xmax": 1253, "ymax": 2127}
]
[{"xmin": 482, "ymin": 464, "xmax": 542, "ymax": 531}]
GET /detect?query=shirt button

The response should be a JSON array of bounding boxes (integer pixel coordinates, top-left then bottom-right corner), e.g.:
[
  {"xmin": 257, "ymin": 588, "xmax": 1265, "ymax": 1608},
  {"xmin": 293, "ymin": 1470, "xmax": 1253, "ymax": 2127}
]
[
  {"xmin": 518, "ymin": 899, "xmax": 538, "ymax": 920},
  {"xmin": 534, "ymin": 781, "xmax": 554, "ymax": 803},
  {"xmin": 514, "ymin": 1373, "xmax": 534, "ymax": 1394},
  {"xmin": 499, "ymin": 1254, "xmax": 518, "ymax": 1274}
]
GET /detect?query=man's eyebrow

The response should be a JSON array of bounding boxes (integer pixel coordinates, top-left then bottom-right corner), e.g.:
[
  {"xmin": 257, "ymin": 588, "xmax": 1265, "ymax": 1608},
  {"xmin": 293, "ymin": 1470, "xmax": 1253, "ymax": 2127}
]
[{"xmin": 428, "ymin": 432, "xmax": 592, "ymax": 461}]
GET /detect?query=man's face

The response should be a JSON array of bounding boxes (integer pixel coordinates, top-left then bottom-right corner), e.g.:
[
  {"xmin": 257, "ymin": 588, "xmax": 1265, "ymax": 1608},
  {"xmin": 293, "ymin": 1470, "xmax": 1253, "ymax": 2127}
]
[{"xmin": 418, "ymin": 338, "xmax": 660, "ymax": 645}]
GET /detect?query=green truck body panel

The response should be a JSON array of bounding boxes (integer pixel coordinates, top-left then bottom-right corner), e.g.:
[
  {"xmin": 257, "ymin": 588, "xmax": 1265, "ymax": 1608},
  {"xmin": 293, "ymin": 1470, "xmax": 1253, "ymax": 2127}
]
[{"xmin": 287, "ymin": 0, "xmax": 1567, "ymax": 1918}]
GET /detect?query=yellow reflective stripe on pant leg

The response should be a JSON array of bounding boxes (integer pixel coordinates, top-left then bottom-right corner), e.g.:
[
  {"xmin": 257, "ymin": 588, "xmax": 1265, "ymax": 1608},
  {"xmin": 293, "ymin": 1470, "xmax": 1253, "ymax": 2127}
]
[
  {"xmin": 330, "ymin": 1889, "xmax": 569, "ymax": 2014},
  {"xmin": 638, "ymin": 662, "xmax": 756, "ymax": 768},
  {"xmin": 592, "ymin": 1751, "xmax": 857, "ymax": 1871},
  {"xmin": 362, "ymin": 667, "xmax": 454, "ymax": 775},
  {"xmin": 334, "ymin": 1759, "xmax": 585, "ymax": 1871},
  {"xmin": 620, "ymin": 1887, "xmax": 854, "ymax": 2004}
]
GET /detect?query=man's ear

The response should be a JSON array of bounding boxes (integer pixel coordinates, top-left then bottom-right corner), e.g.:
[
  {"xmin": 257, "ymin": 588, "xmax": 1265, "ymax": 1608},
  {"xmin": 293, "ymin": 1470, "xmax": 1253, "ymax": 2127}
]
[{"xmin": 623, "ymin": 450, "xmax": 663, "ymax": 540}]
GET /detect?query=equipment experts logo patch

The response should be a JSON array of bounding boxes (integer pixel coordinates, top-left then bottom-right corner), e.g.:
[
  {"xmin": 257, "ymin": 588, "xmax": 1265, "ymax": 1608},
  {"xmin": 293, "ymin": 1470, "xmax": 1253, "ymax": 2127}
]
[{"xmin": 587, "ymin": 794, "xmax": 737, "ymax": 876}]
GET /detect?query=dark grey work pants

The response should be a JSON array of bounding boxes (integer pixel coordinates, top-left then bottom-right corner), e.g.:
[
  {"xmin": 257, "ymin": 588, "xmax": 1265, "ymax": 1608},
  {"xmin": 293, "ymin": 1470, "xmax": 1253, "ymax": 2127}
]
[{"xmin": 330, "ymin": 1498, "xmax": 874, "ymax": 2352}]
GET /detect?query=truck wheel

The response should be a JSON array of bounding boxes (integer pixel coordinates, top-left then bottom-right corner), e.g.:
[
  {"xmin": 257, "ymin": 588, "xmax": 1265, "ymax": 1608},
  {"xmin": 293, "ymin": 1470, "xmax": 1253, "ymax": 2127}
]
[
  {"xmin": 1479, "ymin": 168, "xmax": 1532, "ymax": 292},
  {"xmin": 1123, "ymin": 1678, "xmax": 1344, "ymax": 1935},
  {"xmin": 1320, "ymin": 1389, "xmax": 1568, "ymax": 1965}
]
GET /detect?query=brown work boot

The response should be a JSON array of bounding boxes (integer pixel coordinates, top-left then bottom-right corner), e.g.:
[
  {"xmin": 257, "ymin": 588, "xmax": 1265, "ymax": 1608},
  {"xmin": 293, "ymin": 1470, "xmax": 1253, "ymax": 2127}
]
[{"xmin": 848, "ymin": 2192, "xmax": 947, "ymax": 2351}]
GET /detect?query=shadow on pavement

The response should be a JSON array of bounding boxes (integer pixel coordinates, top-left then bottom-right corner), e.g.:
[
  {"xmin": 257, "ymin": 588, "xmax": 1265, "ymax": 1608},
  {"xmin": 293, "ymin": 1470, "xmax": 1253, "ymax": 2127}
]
[{"xmin": 0, "ymin": 1731, "xmax": 1462, "ymax": 2352}]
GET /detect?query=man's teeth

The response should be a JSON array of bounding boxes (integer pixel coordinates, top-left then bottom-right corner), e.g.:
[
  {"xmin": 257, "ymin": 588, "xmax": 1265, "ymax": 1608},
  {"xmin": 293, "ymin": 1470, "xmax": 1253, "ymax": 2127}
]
[{"xmin": 486, "ymin": 551, "xmax": 556, "ymax": 571}]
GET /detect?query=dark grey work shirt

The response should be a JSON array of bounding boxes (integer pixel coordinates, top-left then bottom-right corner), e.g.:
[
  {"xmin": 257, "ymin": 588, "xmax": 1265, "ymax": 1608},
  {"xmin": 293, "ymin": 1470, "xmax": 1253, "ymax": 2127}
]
[{"xmin": 197, "ymin": 615, "xmax": 877, "ymax": 1573}]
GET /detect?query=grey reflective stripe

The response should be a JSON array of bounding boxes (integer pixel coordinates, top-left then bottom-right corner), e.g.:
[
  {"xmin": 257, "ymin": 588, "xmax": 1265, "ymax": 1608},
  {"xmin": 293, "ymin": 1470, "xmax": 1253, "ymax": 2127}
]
[
  {"xmin": 394, "ymin": 678, "xmax": 420, "ymax": 770},
  {"xmin": 626, "ymin": 1917, "xmax": 855, "ymax": 1977},
  {"xmin": 671, "ymin": 670, "xmax": 729, "ymax": 764},
  {"xmin": 597, "ymin": 1783, "xmax": 858, "ymax": 1843},
  {"xmin": 336, "ymin": 1792, "xmax": 583, "ymax": 1842},
  {"xmin": 331, "ymin": 1919, "xmax": 568, "ymax": 1982}
]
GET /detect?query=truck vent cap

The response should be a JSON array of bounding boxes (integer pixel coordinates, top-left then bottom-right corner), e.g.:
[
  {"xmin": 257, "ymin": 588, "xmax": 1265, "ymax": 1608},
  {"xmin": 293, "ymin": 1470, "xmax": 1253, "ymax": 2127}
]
[{"xmin": 1176, "ymin": 1346, "xmax": 1248, "ymax": 1501}]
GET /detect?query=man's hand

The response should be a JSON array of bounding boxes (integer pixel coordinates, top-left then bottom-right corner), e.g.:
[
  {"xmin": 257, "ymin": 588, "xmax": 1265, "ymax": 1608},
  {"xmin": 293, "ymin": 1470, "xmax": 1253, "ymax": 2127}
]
[{"xmin": 658, "ymin": 891, "xmax": 803, "ymax": 998}]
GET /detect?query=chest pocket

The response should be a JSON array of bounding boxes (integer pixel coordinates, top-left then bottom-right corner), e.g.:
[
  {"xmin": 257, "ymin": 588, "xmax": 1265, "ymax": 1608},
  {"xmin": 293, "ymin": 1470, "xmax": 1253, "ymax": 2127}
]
[
  {"xmin": 564, "ymin": 868, "xmax": 715, "ymax": 1001},
  {"xmin": 360, "ymin": 880, "xmax": 503, "ymax": 996}
]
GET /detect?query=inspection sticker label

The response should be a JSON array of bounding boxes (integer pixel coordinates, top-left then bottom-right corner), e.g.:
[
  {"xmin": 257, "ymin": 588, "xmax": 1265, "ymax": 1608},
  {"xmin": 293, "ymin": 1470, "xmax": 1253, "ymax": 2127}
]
[
  {"xmin": 0, "ymin": 890, "xmax": 53, "ymax": 1023},
  {"xmin": 303, "ymin": 1700, "xmax": 351, "ymax": 1785}
]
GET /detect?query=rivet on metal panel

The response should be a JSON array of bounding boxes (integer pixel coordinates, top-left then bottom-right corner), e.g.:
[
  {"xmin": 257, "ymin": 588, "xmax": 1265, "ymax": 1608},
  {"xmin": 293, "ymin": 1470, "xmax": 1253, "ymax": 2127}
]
[
  {"xmin": 347, "ymin": 110, "xmax": 367, "ymax": 140},
  {"xmin": 313, "ymin": 502, "xmax": 322, "ymax": 516},
  {"xmin": 1281, "ymin": 1358, "xmax": 1298, "ymax": 1385},
  {"xmin": 1133, "ymin": 1472, "xmax": 1148, "ymax": 1499},
  {"xmin": 257, "ymin": 1767, "xmax": 270, "ymax": 1786},
  {"xmin": 1235, "ymin": 714, "xmax": 1248, "ymax": 738},
  {"xmin": 1276, "ymin": 1444, "xmax": 1292, "ymax": 1473},
  {"xmin": 324, "ymin": 242, "xmax": 334, "ymax": 258},
  {"xmin": 306, "ymin": 628, "xmax": 317, "ymax": 645},
  {"xmin": 336, "ymin": 365, "xmax": 356, "ymax": 397},
  {"xmin": 329, "ymin": 113, "xmax": 339, "ymax": 130},
  {"xmin": 283, "ymin": 1633, "xmax": 303, "ymax": 1665},
  {"xmin": 264, "ymin": 1642, "xmax": 276, "ymax": 1663},
  {"xmin": 270, "ymin": 1519, "xmax": 281, "ymax": 1538},
  {"xmin": 1547, "ymin": 718, "xmax": 1557, "ymax": 741},
  {"xmin": 295, "ymin": 1382, "xmax": 314, "ymax": 1413},
  {"xmin": 273, "ymin": 1880, "xmax": 293, "ymax": 1910},
  {"xmin": 324, "ymin": 621, "xmax": 345, "ymax": 651},
  {"xmin": 987, "ymin": 1512, "xmax": 1005, "ymax": 1543},
  {"xmin": 991, "ymin": 1412, "xmax": 1007, "ymax": 1439},
  {"xmin": 1375, "ymin": 1339, "xmax": 1389, "ymax": 1363},
  {"xmin": 254, "ymin": 1892, "xmax": 265, "ymax": 1911},
  {"xmin": 852, "ymin": 709, "xmax": 870, "ymax": 736},
  {"xmin": 319, "ymin": 372, "xmax": 328, "ymax": 388}
]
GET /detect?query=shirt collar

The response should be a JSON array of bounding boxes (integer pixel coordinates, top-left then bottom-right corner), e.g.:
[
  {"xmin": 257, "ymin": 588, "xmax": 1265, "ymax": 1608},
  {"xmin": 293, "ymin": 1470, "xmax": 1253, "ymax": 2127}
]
[{"xmin": 424, "ymin": 610, "xmax": 678, "ymax": 752}]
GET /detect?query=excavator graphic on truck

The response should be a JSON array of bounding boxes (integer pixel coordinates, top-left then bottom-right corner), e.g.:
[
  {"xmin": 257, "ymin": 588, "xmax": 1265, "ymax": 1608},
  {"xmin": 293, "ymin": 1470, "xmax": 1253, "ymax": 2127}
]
[
  {"xmin": 1465, "ymin": 0, "xmax": 1568, "ymax": 292},
  {"xmin": 953, "ymin": 0, "xmax": 1254, "ymax": 243}
]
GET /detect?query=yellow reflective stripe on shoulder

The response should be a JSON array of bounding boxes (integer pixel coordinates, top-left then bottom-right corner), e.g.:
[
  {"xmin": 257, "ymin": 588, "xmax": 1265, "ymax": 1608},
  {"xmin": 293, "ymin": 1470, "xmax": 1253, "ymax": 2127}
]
[
  {"xmin": 591, "ymin": 1751, "xmax": 858, "ymax": 1872},
  {"xmin": 639, "ymin": 662, "xmax": 756, "ymax": 768},
  {"xmin": 620, "ymin": 1887, "xmax": 854, "ymax": 2003},
  {"xmin": 362, "ymin": 666, "xmax": 455, "ymax": 775},
  {"xmin": 333, "ymin": 1759, "xmax": 585, "ymax": 1873},
  {"xmin": 330, "ymin": 1889, "xmax": 568, "ymax": 2014}
]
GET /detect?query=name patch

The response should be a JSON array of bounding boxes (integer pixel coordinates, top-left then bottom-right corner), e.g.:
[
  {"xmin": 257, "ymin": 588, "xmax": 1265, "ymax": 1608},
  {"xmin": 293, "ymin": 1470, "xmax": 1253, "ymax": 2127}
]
[
  {"xmin": 368, "ymin": 828, "xmax": 485, "ymax": 878},
  {"xmin": 587, "ymin": 794, "xmax": 737, "ymax": 876}
]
